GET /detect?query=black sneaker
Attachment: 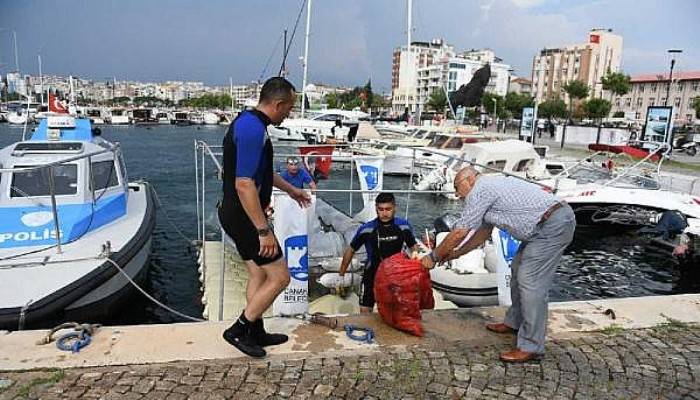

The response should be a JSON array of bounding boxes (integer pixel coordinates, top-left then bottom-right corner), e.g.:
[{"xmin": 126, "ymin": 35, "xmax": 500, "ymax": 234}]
[
  {"xmin": 223, "ymin": 325, "xmax": 266, "ymax": 358},
  {"xmin": 253, "ymin": 319, "xmax": 289, "ymax": 347}
]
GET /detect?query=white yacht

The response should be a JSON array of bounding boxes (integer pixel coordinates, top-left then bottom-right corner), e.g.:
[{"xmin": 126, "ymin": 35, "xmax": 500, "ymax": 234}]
[
  {"xmin": 0, "ymin": 116, "xmax": 155, "ymax": 329},
  {"xmin": 414, "ymin": 140, "xmax": 568, "ymax": 199},
  {"xmin": 269, "ymin": 111, "xmax": 360, "ymax": 143},
  {"xmin": 108, "ymin": 108, "xmax": 130, "ymax": 125}
]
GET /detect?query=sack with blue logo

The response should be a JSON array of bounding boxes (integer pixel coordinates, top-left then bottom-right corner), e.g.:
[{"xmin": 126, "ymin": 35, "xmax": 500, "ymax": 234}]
[{"xmin": 374, "ymin": 253, "xmax": 434, "ymax": 337}]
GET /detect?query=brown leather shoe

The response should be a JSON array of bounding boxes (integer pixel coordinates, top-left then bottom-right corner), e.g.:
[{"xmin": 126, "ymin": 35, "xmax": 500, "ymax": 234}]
[
  {"xmin": 485, "ymin": 322, "xmax": 518, "ymax": 334},
  {"xmin": 499, "ymin": 348, "xmax": 542, "ymax": 363}
]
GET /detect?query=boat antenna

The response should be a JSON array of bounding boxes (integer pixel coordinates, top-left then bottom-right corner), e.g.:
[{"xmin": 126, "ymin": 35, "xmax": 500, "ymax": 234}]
[{"xmin": 278, "ymin": 0, "xmax": 307, "ymax": 77}]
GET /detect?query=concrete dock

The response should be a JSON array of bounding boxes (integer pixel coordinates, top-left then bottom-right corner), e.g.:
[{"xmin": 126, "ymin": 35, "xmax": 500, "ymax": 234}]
[{"xmin": 1, "ymin": 294, "xmax": 699, "ymax": 399}]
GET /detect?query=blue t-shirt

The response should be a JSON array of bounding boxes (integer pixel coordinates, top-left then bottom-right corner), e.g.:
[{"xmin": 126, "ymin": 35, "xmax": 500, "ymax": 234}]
[
  {"xmin": 280, "ymin": 168, "xmax": 313, "ymax": 189},
  {"xmin": 233, "ymin": 110, "xmax": 270, "ymax": 187}
]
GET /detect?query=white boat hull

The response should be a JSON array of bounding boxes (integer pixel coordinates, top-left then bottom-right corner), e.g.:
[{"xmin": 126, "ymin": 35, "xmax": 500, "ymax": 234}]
[{"xmin": 0, "ymin": 182, "xmax": 156, "ymax": 330}]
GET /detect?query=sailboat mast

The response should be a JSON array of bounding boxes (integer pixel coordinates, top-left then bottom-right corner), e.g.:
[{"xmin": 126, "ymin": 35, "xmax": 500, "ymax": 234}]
[
  {"xmin": 12, "ymin": 31, "xmax": 19, "ymax": 73},
  {"xmin": 38, "ymin": 54, "xmax": 44, "ymax": 106},
  {"xmin": 405, "ymin": 0, "xmax": 412, "ymax": 119},
  {"xmin": 301, "ymin": 0, "xmax": 312, "ymax": 118},
  {"xmin": 229, "ymin": 77, "xmax": 234, "ymax": 110}
]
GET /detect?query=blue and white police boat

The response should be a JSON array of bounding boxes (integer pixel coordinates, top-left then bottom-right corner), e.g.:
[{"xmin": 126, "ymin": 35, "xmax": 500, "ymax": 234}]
[{"xmin": 0, "ymin": 116, "xmax": 155, "ymax": 330}]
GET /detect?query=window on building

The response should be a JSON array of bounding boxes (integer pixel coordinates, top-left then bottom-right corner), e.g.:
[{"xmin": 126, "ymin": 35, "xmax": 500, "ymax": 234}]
[
  {"xmin": 648, "ymin": 97, "xmax": 655, "ymax": 106},
  {"xmin": 693, "ymin": 82, "xmax": 699, "ymax": 91},
  {"xmin": 639, "ymin": 85, "xmax": 645, "ymax": 93},
  {"xmin": 615, "ymin": 99, "xmax": 620, "ymax": 107},
  {"xmin": 651, "ymin": 83, "xmax": 656, "ymax": 92},
  {"xmin": 674, "ymin": 98, "xmax": 681, "ymax": 107},
  {"xmin": 448, "ymin": 63, "xmax": 466, "ymax": 69},
  {"xmin": 624, "ymin": 98, "xmax": 630, "ymax": 107},
  {"xmin": 677, "ymin": 82, "xmax": 684, "ymax": 92},
  {"xmin": 636, "ymin": 98, "xmax": 643, "ymax": 108},
  {"xmin": 660, "ymin": 98, "xmax": 666, "ymax": 105}
]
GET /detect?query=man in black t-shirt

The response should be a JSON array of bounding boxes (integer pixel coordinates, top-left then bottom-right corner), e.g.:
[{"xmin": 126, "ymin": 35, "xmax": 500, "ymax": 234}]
[{"xmin": 338, "ymin": 192, "xmax": 419, "ymax": 313}]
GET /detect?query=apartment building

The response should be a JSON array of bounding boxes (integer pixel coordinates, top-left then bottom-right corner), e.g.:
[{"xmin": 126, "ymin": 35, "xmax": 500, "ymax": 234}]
[{"xmin": 531, "ymin": 28, "xmax": 623, "ymax": 104}]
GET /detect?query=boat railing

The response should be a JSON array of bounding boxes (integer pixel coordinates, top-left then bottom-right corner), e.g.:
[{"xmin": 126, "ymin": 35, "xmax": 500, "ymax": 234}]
[
  {"xmin": 194, "ymin": 139, "xmax": 464, "ymax": 320},
  {"xmin": 0, "ymin": 144, "xmax": 121, "ymax": 255}
]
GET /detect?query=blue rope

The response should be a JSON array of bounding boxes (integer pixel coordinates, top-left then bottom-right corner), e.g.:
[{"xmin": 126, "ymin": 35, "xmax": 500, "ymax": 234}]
[
  {"xmin": 344, "ymin": 324, "xmax": 374, "ymax": 344},
  {"xmin": 56, "ymin": 330, "xmax": 92, "ymax": 353}
]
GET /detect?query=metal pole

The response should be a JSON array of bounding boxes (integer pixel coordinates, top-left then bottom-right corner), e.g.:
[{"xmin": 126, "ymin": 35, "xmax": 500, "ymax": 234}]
[
  {"xmin": 281, "ymin": 29, "xmax": 288, "ymax": 77},
  {"xmin": 194, "ymin": 141, "xmax": 201, "ymax": 241},
  {"xmin": 300, "ymin": 0, "xmax": 312, "ymax": 118},
  {"xmin": 531, "ymin": 101, "xmax": 538, "ymax": 145},
  {"xmin": 38, "ymin": 54, "xmax": 43, "ymax": 106},
  {"xmin": 200, "ymin": 145, "xmax": 207, "ymax": 308},
  {"xmin": 405, "ymin": 0, "xmax": 412, "ymax": 120},
  {"xmin": 47, "ymin": 167, "xmax": 62, "ymax": 254},
  {"xmin": 349, "ymin": 156, "xmax": 354, "ymax": 215},
  {"xmin": 12, "ymin": 31, "xmax": 19, "ymax": 73},
  {"xmin": 229, "ymin": 77, "xmax": 234, "ymax": 111},
  {"xmin": 665, "ymin": 59, "xmax": 674, "ymax": 106},
  {"xmin": 405, "ymin": 148, "xmax": 416, "ymax": 219}
]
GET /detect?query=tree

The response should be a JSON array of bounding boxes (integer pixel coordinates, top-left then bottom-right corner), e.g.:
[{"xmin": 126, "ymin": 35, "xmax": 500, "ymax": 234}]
[
  {"xmin": 324, "ymin": 92, "xmax": 338, "ymax": 108},
  {"xmin": 562, "ymin": 80, "xmax": 589, "ymax": 120},
  {"xmin": 537, "ymin": 98, "xmax": 567, "ymax": 119},
  {"xmin": 504, "ymin": 92, "xmax": 534, "ymax": 119},
  {"xmin": 426, "ymin": 89, "xmax": 448, "ymax": 115},
  {"xmin": 601, "ymin": 71, "xmax": 631, "ymax": 102},
  {"xmin": 362, "ymin": 79, "xmax": 373, "ymax": 110},
  {"xmin": 481, "ymin": 92, "xmax": 506, "ymax": 118},
  {"xmin": 583, "ymin": 98, "xmax": 612, "ymax": 120}
]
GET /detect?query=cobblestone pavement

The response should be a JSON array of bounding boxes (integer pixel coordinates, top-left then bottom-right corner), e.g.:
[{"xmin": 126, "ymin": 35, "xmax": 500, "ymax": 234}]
[{"xmin": 1, "ymin": 325, "xmax": 698, "ymax": 399}]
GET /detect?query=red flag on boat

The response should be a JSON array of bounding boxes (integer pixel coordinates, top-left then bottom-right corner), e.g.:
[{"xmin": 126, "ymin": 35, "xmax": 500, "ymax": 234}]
[
  {"xmin": 299, "ymin": 144, "xmax": 335, "ymax": 179},
  {"xmin": 48, "ymin": 93, "xmax": 69, "ymax": 114}
]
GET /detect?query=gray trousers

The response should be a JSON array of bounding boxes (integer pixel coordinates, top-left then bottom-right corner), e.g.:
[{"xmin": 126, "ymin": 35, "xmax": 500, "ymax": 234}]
[{"xmin": 504, "ymin": 205, "xmax": 576, "ymax": 354}]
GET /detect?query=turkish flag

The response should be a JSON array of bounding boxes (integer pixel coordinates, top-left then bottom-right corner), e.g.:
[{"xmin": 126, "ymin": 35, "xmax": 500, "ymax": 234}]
[
  {"xmin": 49, "ymin": 93, "xmax": 69, "ymax": 114},
  {"xmin": 590, "ymin": 34, "xmax": 600, "ymax": 44},
  {"xmin": 299, "ymin": 145, "xmax": 335, "ymax": 180}
]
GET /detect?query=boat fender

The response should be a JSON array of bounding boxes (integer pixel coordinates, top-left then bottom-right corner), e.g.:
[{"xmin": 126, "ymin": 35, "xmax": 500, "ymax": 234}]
[
  {"xmin": 344, "ymin": 324, "xmax": 374, "ymax": 344},
  {"xmin": 56, "ymin": 330, "xmax": 92, "ymax": 353}
]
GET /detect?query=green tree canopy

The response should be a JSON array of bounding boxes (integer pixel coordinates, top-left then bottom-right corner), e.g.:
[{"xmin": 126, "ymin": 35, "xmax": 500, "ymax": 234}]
[
  {"xmin": 427, "ymin": 89, "xmax": 448, "ymax": 115},
  {"xmin": 563, "ymin": 80, "xmax": 589, "ymax": 119},
  {"xmin": 179, "ymin": 94, "xmax": 232, "ymax": 109},
  {"xmin": 583, "ymin": 98, "xmax": 612, "ymax": 120},
  {"xmin": 504, "ymin": 92, "xmax": 534, "ymax": 119},
  {"xmin": 538, "ymin": 98, "xmax": 568, "ymax": 119},
  {"xmin": 323, "ymin": 83, "xmax": 385, "ymax": 111},
  {"xmin": 601, "ymin": 71, "xmax": 631, "ymax": 99},
  {"xmin": 481, "ymin": 92, "xmax": 507, "ymax": 118}
]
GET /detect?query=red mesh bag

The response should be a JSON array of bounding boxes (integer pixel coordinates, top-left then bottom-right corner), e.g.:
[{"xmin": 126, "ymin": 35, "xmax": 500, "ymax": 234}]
[{"xmin": 373, "ymin": 253, "xmax": 434, "ymax": 336}]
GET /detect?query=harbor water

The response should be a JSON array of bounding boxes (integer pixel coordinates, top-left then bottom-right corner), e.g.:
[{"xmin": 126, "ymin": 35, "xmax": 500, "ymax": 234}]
[{"xmin": 1, "ymin": 123, "xmax": 697, "ymax": 325}]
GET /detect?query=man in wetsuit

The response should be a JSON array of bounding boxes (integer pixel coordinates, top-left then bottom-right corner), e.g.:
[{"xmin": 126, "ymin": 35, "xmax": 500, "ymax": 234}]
[
  {"xmin": 338, "ymin": 192, "xmax": 419, "ymax": 313},
  {"xmin": 219, "ymin": 77, "xmax": 311, "ymax": 358}
]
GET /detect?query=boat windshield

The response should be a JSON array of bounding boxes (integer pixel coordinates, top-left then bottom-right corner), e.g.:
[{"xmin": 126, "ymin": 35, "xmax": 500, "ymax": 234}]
[
  {"xmin": 568, "ymin": 165, "xmax": 660, "ymax": 189},
  {"xmin": 11, "ymin": 164, "xmax": 79, "ymax": 197}
]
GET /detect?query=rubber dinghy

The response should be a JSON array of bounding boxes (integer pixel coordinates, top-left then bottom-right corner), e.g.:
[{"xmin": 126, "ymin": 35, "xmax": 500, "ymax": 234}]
[{"xmin": 0, "ymin": 116, "xmax": 155, "ymax": 330}]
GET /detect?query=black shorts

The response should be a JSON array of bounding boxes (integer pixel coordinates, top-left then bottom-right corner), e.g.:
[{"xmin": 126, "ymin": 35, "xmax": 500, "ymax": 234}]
[
  {"xmin": 359, "ymin": 265, "xmax": 378, "ymax": 308},
  {"xmin": 218, "ymin": 202, "xmax": 283, "ymax": 266}
]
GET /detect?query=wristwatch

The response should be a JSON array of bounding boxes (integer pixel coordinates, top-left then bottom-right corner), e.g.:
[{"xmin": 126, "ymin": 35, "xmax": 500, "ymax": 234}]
[{"xmin": 257, "ymin": 227, "xmax": 271, "ymax": 237}]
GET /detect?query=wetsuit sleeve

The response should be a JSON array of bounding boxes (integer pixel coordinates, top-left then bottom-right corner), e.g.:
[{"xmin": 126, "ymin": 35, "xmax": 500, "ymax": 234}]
[
  {"xmin": 350, "ymin": 227, "xmax": 368, "ymax": 251},
  {"xmin": 234, "ymin": 119, "xmax": 265, "ymax": 178}
]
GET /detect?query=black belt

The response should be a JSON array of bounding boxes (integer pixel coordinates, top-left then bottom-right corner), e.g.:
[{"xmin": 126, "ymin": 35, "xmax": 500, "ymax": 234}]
[{"xmin": 539, "ymin": 202, "xmax": 566, "ymax": 225}]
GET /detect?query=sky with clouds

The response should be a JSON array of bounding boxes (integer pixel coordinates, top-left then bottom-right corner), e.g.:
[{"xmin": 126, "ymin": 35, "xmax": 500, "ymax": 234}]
[{"xmin": 1, "ymin": 0, "xmax": 698, "ymax": 93}]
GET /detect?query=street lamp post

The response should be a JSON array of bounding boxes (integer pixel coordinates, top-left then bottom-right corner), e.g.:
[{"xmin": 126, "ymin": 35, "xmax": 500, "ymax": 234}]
[
  {"xmin": 491, "ymin": 98, "xmax": 497, "ymax": 131},
  {"xmin": 665, "ymin": 49, "xmax": 683, "ymax": 107}
]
